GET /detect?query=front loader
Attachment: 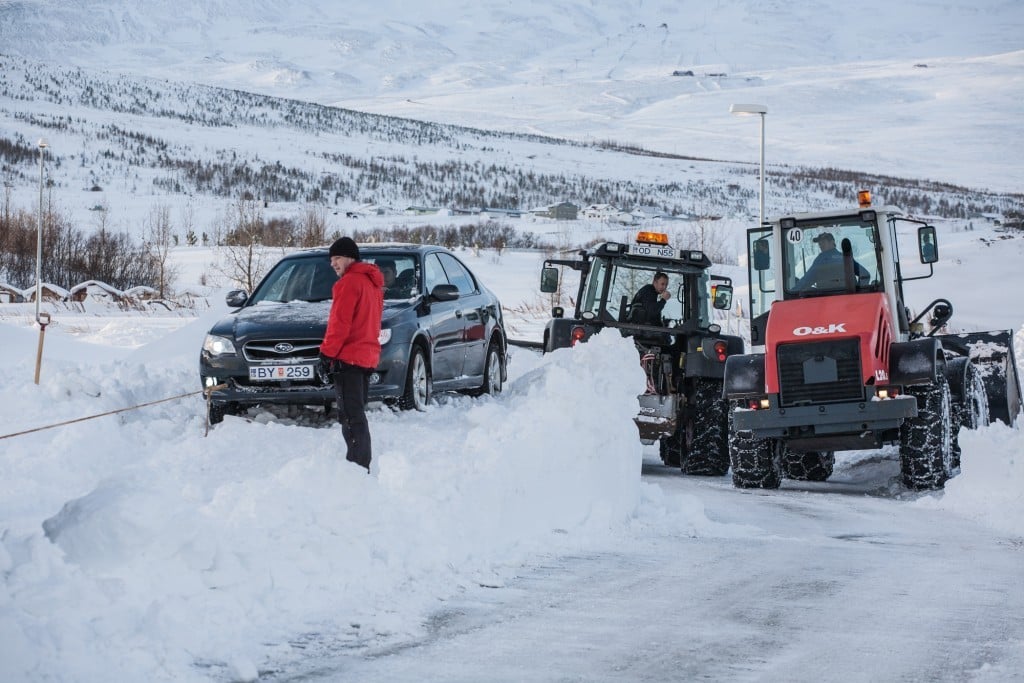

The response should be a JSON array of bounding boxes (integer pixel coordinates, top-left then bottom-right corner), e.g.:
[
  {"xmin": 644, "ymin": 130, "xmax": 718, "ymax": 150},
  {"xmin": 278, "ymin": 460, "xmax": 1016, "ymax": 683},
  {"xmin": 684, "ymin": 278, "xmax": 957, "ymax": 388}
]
[{"xmin": 723, "ymin": 191, "xmax": 1020, "ymax": 490}]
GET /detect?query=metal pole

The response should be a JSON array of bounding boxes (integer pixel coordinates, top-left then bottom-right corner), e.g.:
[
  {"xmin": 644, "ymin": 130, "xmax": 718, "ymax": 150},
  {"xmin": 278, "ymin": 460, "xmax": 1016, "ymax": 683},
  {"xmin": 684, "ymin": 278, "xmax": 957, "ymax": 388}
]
[
  {"xmin": 34, "ymin": 139, "xmax": 49, "ymax": 385},
  {"xmin": 36, "ymin": 140, "xmax": 47, "ymax": 324},
  {"xmin": 729, "ymin": 104, "xmax": 768, "ymax": 225},
  {"xmin": 758, "ymin": 113, "xmax": 766, "ymax": 226}
]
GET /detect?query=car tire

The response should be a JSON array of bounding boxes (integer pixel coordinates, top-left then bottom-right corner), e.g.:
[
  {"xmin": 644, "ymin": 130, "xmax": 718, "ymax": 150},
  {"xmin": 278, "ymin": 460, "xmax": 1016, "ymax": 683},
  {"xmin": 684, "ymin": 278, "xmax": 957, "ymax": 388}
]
[
  {"xmin": 468, "ymin": 341, "xmax": 504, "ymax": 397},
  {"xmin": 399, "ymin": 345, "xmax": 431, "ymax": 411}
]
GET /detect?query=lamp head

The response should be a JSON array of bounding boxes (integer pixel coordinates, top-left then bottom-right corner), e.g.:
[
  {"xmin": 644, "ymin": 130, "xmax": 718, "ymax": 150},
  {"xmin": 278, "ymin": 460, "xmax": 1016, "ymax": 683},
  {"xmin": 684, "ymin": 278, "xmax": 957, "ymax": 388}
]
[
  {"xmin": 729, "ymin": 103, "xmax": 768, "ymax": 116},
  {"xmin": 37, "ymin": 138, "xmax": 49, "ymax": 149}
]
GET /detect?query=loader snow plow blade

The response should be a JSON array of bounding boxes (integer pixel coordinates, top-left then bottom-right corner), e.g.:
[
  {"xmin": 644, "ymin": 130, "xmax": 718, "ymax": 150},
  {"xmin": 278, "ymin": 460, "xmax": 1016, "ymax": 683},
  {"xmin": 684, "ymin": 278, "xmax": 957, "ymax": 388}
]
[{"xmin": 937, "ymin": 330, "xmax": 1022, "ymax": 426}]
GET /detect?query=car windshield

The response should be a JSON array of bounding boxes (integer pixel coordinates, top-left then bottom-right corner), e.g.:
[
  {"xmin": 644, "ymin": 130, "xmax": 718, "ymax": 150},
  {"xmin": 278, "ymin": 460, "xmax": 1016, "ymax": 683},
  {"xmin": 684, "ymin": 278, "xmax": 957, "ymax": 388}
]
[{"xmin": 248, "ymin": 256, "xmax": 338, "ymax": 304}]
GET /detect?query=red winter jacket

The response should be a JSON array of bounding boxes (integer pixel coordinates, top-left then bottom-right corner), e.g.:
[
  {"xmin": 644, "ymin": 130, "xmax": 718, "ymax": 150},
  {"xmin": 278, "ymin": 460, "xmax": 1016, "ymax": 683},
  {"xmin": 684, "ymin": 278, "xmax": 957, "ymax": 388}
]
[{"xmin": 320, "ymin": 261, "xmax": 384, "ymax": 369}]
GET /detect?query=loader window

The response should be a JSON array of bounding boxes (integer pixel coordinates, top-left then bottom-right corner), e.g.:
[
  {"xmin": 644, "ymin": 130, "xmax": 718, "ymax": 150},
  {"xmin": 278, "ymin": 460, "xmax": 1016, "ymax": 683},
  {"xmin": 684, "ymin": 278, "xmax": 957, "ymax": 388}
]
[{"xmin": 783, "ymin": 220, "xmax": 882, "ymax": 297}]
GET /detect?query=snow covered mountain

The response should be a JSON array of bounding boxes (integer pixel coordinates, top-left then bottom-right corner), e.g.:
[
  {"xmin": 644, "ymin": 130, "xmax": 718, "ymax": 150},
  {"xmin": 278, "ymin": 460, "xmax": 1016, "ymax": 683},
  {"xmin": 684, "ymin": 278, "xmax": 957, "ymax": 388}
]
[{"xmin": 2, "ymin": 0, "xmax": 1024, "ymax": 195}]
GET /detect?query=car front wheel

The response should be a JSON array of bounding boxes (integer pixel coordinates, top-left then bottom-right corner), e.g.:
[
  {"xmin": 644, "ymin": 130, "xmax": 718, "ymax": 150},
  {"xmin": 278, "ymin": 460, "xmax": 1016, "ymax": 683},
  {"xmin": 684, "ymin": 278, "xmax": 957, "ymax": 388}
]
[{"xmin": 400, "ymin": 346, "xmax": 431, "ymax": 411}]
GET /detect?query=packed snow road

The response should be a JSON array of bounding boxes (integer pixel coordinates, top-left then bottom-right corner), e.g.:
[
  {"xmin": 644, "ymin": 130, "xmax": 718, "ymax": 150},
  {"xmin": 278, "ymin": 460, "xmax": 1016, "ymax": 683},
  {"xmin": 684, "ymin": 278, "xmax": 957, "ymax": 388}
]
[{"xmin": 267, "ymin": 449, "xmax": 1024, "ymax": 682}]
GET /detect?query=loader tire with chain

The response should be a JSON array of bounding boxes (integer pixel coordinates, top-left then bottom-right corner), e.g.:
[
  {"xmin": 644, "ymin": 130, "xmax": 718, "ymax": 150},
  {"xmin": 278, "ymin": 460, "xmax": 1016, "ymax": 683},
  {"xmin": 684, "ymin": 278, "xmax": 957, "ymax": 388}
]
[
  {"xmin": 899, "ymin": 378, "xmax": 953, "ymax": 490},
  {"xmin": 781, "ymin": 449, "xmax": 835, "ymax": 482},
  {"xmin": 729, "ymin": 404, "xmax": 781, "ymax": 489}
]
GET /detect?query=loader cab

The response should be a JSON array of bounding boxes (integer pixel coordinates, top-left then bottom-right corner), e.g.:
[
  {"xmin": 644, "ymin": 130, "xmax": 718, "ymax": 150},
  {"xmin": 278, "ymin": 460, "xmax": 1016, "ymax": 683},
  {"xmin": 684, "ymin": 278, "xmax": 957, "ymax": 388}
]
[
  {"xmin": 779, "ymin": 216, "xmax": 883, "ymax": 297},
  {"xmin": 743, "ymin": 192, "xmax": 938, "ymax": 346}
]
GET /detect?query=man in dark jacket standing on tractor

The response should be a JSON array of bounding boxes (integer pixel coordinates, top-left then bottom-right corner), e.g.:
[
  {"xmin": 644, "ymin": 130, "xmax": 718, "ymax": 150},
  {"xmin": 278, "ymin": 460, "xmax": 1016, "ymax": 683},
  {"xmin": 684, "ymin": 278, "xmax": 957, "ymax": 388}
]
[
  {"xmin": 320, "ymin": 237, "xmax": 384, "ymax": 471},
  {"xmin": 631, "ymin": 271, "xmax": 671, "ymax": 325}
]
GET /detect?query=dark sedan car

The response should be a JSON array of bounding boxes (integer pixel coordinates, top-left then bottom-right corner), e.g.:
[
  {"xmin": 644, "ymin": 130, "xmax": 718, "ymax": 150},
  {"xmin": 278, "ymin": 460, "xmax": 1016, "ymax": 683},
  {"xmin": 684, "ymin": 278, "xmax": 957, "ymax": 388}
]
[{"xmin": 200, "ymin": 243, "xmax": 508, "ymax": 423}]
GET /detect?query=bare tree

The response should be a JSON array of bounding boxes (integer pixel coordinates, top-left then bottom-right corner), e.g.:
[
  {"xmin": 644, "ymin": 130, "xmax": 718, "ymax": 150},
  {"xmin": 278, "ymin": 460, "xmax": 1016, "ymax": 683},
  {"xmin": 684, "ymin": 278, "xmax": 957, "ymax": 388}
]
[
  {"xmin": 0, "ymin": 207, "xmax": 36, "ymax": 286},
  {"xmin": 180, "ymin": 201, "xmax": 197, "ymax": 246},
  {"xmin": 145, "ymin": 203, "xmax": 179, "ymax": 297},
  {"xmin": 667, "ymin": 211, "xmax": 735, "ymax": 266},
  {"xmin": 217, "ymin": 198, "xmax": 276, "ymax": 291},
  {"xmin": 298, "ymin": 204, "xmax": 327, "ymax": 247}
]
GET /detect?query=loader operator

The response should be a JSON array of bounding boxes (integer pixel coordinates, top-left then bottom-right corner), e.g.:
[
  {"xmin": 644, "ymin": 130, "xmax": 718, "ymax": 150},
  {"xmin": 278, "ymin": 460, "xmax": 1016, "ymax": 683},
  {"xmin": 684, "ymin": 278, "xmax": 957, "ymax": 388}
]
[
  {"xmin": 631, "ymin": 271, "xmax": 671, "ymax": 326},
  {"xmin": 795, "ymin": 232, "xmax": 870, "ymax": 291}
]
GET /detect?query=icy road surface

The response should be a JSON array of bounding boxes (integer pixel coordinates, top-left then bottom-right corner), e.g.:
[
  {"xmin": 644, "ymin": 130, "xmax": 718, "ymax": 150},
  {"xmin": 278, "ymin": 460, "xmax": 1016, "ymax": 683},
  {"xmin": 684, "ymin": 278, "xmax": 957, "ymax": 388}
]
[{"xmin": 266, "ymin": 450, "xmax": 1024, "ymax": 682}]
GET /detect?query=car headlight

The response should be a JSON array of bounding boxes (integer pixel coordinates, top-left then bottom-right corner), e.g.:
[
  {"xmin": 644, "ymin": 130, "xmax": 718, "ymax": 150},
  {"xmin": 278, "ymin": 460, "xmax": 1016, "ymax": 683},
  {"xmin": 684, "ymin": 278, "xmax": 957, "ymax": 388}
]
[
  {"xmin": 379, "ymin": 328, "xmax": 392, "ymax": 345},
  {"xmin": 203, "ymin": 334, "xmax": 237, "ymax": 356}
]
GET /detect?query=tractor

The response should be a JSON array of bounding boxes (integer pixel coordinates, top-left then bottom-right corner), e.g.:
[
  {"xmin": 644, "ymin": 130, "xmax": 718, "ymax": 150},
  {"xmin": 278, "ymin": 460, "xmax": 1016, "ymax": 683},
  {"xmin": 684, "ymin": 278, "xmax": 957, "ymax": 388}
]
[{"xmin": 540, "ymin": 231, "xmax": 742, "ymax": 474}]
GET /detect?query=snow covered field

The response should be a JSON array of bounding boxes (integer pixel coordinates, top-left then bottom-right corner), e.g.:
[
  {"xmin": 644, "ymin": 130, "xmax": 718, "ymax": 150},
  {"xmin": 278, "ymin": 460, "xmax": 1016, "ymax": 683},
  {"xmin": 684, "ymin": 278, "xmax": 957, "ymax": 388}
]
[{"xmin": 1, "ymin": 221, "xmax": 1023, "ymax": 681}]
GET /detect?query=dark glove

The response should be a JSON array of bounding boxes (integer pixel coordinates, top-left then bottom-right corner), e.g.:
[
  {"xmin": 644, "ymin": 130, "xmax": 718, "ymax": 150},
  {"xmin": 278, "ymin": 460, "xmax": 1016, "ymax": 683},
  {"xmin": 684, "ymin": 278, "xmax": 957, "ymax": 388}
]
[{"xmin": 318, "ymin": 352, "xmax": 338, "ymax": 378}]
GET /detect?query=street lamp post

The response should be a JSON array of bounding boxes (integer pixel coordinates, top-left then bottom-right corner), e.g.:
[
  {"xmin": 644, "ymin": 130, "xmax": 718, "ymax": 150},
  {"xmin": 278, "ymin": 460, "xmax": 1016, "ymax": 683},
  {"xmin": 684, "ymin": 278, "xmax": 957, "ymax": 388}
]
[
  {"xmin": 34, "ymin": 138, "xmax": 50, "ymax": 385},
  {"xmin": 35, "ymin": 138, "xmax": 48, "ymax": 323},
  {"xmin": 729, "ymin": 104, "xmax": 767, "ymax": 226}
]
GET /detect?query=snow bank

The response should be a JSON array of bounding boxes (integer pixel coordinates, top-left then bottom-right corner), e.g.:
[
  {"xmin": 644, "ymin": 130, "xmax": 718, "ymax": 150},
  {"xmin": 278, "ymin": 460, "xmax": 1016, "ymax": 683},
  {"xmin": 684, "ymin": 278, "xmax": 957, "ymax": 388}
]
[
  {"xmin": 0, "ymin": 326, "xmax": 646, "ymax": 681},
  {"xmin": 917, "ymin": 421, "xmax": 1024, "ymax": 538}
]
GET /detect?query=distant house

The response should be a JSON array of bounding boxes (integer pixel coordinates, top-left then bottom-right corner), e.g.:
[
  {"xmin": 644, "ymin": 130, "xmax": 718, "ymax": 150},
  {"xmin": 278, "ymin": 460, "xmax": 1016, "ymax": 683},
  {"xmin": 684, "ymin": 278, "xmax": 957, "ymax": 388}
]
[
  {"xmin": 631, "ymin": 206, "xmax": 668, "ymax": 221},
  {"xmin": 582, "ymin": 203, "xmax": 612, "ymax": 219},
  {"xmin": 22, "ymin": 283, "xmax": 69, "ymax": 302},
  {"xmin": 69, "ymin": 280, "xmax": 125, "ymax": 303},
  {"xmin": 583, "ymin": 204, "xmax": 634, "ymax": 224},
  {"xmin": 0, "ymin": 283, "xmax": 24, "ymax": 303},
  {"xmin": 538, "ymin": 202, "xmax": 578, "ymax": 220},
  {"xmin": 404, "ymin": 205, "xmax": 442, "ymax": 216},
  {"xmin": 481, "ymin": 207, "xmax": 522, "ymax": 219}
]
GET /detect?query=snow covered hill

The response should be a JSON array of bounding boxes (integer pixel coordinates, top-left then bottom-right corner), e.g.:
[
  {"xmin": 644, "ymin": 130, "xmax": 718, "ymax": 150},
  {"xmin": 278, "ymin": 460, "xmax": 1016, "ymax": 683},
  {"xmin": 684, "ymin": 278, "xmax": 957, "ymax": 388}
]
[{"xmin": 2, "ymin": 0, "xmax": 1023, "ymax": 192}]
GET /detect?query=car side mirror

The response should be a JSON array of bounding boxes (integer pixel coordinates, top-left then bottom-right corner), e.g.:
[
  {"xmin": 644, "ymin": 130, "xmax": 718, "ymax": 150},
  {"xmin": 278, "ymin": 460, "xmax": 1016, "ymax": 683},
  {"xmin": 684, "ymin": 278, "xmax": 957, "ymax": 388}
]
[
  {"xmin": 225, "ymin": 290, "xmax": 248, "ymax": 307},
  {"xmin": 918, "ymin": 225, "xmax": 938, "ymax": 264},
  {"xmin": 430, "ymin": 284, "xmax": 460, "ymax": 302},
  {"xmin": 540, "ymin": 266, "xmax": 559, "ymax": 293},
  {"xmin": 711, "ymin": 284, "xmax": 733, "ymax": 310}
]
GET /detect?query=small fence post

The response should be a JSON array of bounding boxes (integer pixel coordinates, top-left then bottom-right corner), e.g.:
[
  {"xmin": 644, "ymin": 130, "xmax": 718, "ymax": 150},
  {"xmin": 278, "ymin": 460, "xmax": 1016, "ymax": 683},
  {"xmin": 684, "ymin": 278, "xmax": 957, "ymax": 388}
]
[{"xmin": 33, "ymin": 312, "xmax": 51, "ymax": 385}]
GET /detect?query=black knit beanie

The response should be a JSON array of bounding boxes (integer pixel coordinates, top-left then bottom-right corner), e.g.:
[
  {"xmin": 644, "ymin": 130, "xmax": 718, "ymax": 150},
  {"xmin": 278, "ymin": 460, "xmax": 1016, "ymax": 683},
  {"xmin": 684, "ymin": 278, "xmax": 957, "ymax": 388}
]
[{"xmin": 329, "ymin": 237, "xmax": 360, "ymax": 260}]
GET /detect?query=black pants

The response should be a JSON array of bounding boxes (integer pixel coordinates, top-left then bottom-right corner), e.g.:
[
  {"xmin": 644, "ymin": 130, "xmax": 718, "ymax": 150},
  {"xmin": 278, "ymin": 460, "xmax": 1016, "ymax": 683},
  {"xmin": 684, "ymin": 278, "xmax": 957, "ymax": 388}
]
[{"xmin": 332, "ymin": 362, "xmax": 372, "ymax": 470}]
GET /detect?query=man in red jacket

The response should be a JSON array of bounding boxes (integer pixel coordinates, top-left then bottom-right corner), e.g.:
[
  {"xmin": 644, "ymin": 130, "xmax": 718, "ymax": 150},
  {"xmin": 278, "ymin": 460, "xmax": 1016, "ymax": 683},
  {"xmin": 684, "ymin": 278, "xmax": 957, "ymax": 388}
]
[{"xmin": 320, "ymin": 237, "xmax": 384, "ymax": 471}]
